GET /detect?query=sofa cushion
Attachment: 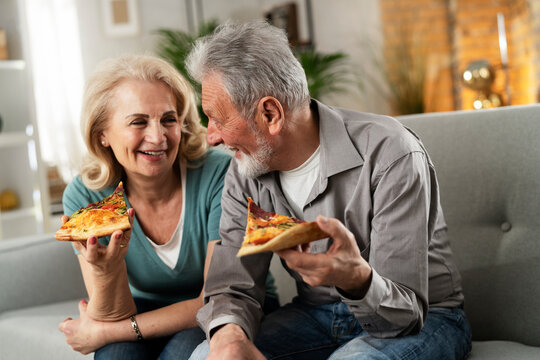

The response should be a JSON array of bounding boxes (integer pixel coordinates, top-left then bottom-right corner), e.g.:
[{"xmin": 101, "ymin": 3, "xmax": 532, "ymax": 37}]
[
  {"xmin": 470, "ymin": 341, "xmax": 540, "ymax": 359},
  {"xmin": 399, "ymin": 105, "xmax": 540, "ymax": 346},
  {"xmin": 0, "ymin": 299, "xmax": 90, "ymax": 359}
]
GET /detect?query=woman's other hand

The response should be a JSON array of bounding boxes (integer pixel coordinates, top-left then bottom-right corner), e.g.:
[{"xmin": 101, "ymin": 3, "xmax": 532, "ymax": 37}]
[{"xmin": 58, "ymin": 299, "xmax": 108, "ymax": 355}]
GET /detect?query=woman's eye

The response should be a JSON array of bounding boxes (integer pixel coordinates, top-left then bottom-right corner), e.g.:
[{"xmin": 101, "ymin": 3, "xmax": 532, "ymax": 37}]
[
  {"xmin": 130, "ymin": 119, "xmax": 146, "ymax": 126},
  {"xmin": 162, "ymin": 117, "xmax": 178, "ymax": 124}
]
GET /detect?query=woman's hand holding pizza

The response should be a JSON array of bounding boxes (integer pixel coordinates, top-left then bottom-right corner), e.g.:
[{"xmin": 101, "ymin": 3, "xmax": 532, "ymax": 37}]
[
  {"xmin": 61, "ymin": 208, "xmax": 137, "ymax": 321},
  {"xmin": 276, "ymin": 216, "xmax": 373, "ymax": 299},
  {"xmin": 63, "ymin": 208, "xmax": 134, "ymax": 277}
]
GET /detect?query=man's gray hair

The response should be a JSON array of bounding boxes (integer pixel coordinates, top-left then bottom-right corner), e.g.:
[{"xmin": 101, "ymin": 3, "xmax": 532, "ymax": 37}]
[{"xmin": 186, "ymin": 20, "xmax": 310, "ymax": 121}]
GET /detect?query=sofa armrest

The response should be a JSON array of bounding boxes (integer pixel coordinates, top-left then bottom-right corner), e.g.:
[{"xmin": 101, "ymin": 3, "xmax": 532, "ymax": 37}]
[{"xmin": 0, "ymin": 233, "xmax": 86, "ymax": 313}]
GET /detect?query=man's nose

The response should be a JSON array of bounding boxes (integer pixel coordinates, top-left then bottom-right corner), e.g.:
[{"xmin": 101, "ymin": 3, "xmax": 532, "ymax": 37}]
[{"xmin": 206, "ymin": 120, "xmax": 223, "ymax": 146}]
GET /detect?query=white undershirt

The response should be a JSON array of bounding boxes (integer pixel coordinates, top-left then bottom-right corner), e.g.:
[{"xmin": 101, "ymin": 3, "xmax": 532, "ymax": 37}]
[
  {"xmin": 279, "ymin": 146, "xmax": 321, "ymax": 217},
  {"xmin": 146, "ymin": 160, "xmax": 186, "ymax": 269}
]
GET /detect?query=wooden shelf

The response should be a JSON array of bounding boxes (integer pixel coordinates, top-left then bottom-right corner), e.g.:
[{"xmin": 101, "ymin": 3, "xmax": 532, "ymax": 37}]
[
  {"xmin": 0, "ymin": 131, "xmax": 31, "ymax": 148},
  {"xmin": 0, "ymin": 207, "xmax": 35, "ymax": 221},
  {"xmin": 0, "ymin": 60, "xmax": 26, "ymax": 70}
]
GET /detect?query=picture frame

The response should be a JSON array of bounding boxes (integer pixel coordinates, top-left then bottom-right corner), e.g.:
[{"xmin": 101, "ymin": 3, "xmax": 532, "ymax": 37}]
[
  {"xmin": 0, "ymin": 29, "xmax": 8, "ymax": 60},
  {"xmin": 265, "ymin": 2, "xmax": 299, "ymax": 46},
  {"xmin": 101, "ymin": 0, "xmax": 140, "ymax": 38}
]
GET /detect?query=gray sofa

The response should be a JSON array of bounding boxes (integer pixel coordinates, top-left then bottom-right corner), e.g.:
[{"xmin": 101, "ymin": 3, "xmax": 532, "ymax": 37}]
[{"xmin": 1, "ymin": 104, "xmax": 539, "ymax": 359}]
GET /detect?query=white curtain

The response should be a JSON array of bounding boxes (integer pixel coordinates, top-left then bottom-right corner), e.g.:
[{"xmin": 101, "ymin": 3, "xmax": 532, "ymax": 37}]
[{"xmin": 22, "ymin": 0, "xmax": 85, "ymax": 182}]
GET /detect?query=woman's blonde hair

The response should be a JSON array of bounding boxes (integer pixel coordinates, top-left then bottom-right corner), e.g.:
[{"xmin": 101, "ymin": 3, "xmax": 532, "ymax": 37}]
[{"xmin": 80, "ymin": 54, "xmax": 207, "ymax": 190}]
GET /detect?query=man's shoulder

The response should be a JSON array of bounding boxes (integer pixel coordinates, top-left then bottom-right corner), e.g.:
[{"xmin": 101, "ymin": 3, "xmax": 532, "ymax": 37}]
[{"xmin": 334, "ymin": 107, "xmax": 425, "ymax": 161}]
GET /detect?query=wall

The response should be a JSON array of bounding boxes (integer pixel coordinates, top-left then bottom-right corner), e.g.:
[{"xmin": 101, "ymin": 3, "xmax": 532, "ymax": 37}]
[
  {"xmin": 530, "ymin": 0, "xmax": 540, "ymax": 100},
  {"xmin": 380, "ymin": 0, "xmax": 540, "ymax": 114},
  {"xmin": 74, "ymin": 0, "xmax": 387, "ymax": 114},
  {"xmin": 0, "ymin": 0, "xmax": 24, "ymax": 59}
]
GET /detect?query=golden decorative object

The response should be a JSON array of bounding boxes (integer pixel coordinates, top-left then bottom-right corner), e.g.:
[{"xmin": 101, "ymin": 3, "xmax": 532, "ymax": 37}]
[
  {"xmin": 0, "ymin": 189, "xmax": 20, "ymax": 211},
  {"xmin": 463, "ymin": 60, "xmax": 495, "ymax": 91},
  {"xmin": 462, "ymin": 60, "xmax": 503, "ymax": 109}
]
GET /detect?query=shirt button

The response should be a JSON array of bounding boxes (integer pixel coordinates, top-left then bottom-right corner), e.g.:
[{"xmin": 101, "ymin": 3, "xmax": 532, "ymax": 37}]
[{"xmin": 500, "ymin": 222, "xmax": 512, "ymax": 232}]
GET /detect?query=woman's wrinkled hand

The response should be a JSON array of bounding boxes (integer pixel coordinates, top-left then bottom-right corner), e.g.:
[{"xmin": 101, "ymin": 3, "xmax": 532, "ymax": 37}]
[
  {"xmin": 58, "ymin": 299, "xmax": 108, "ymax": 355},
  {"xmin": 68, "ymin": 208, "xmax": 135, "ymax": 276}
]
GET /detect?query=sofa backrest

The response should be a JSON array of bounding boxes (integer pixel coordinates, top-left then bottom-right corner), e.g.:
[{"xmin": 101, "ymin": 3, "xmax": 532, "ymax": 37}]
[
  {"xmin": 0, "ymin": 234, "xmax": 86, "ymax": 313},
  {"xmin": 398, "ymin": 104, "xmax": 540, "ymax": 346}
]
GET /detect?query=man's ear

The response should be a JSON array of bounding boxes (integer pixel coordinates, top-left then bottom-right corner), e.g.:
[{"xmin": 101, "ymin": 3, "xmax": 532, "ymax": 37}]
[{"xmin": 257, "ymin": 97, "xmax": 284, "ymax": 136}]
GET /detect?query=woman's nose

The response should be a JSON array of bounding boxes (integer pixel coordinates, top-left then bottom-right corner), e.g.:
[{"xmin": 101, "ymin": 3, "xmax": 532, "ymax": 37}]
[{"xmin": 146, "ymin": 122, "xmax": 166, "ymax": 143}]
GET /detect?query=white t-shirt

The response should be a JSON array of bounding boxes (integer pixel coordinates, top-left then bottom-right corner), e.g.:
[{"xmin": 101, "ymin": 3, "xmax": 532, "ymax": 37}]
[
  {"xmin": 279, "ymin": 146, "xmax": 321, "ymax": 217},
  {"xmin": 146, "ymin": 161, "xmax": 186, "ymax": 269}
]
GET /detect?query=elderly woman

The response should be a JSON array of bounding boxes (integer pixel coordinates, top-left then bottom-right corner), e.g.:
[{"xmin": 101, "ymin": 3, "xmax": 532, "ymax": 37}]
[{"xmin": 57, "ymin": 55, "xmax": 278, "ymax": 360}]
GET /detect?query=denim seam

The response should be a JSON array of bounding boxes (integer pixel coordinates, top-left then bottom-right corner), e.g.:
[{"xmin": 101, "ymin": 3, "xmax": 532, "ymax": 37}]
[{"xmin": 270, "ymin": 343, "xmax": 339, "ymax": 360}]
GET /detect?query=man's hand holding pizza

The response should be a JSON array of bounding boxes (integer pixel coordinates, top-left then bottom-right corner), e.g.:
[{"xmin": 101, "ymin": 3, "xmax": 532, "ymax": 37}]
[{"xmin": 277, "ymin": 215, "xmax": 373, "ymax": 300}]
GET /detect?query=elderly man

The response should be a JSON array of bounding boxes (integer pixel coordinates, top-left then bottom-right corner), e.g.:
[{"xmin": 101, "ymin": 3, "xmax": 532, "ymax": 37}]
[{"xmin": 187, "ymin": 20, "xmax": 471, "ymax": 360}]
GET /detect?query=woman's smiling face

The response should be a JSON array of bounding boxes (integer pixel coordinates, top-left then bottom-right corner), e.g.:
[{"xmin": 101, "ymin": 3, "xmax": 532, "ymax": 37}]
[{"xmin": 101, "ymin": 79, "xmax": 182, "ymax": 180}]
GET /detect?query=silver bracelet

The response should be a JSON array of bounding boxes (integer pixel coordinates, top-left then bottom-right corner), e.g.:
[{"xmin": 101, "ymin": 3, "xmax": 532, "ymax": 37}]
[{"xmin": 130, "ymin": 315, "xmax": 143, "ymax": 341}]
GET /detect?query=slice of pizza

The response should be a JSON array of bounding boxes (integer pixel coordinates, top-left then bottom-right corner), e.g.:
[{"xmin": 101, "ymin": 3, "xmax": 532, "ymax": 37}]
[
  {"xmin": 237, "ymin": 198, "xmax": 328, "ymax": 257},
  {"xmin": 55, "ymin": 182, "xmax": 131, "ymax": 241}
]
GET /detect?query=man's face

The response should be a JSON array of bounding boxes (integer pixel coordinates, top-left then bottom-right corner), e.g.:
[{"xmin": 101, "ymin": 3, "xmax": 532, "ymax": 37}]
[{"xmin": 202, "ymin": 73, "xmax": 274, "ymax": 178}]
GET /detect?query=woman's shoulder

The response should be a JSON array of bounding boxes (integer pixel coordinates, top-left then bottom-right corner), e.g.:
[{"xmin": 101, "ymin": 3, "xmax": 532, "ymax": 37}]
[
  {"xmin": 64, "ymin": 176, "xmax": 89, "ymax": 198},
  {"xmin": 63, "ymin": 176, "xmax": 113, "ymax": 207},
  {"xmin": 204, "ymin": 148, "xmax": 232, "ymax": 165},
  {"xmin": 191, "ymin": 148, "xmax": 231, "ymax": 173},
  {"xmin": 186, "ymin": 149, "xmax": 231, "ymax": 192}
]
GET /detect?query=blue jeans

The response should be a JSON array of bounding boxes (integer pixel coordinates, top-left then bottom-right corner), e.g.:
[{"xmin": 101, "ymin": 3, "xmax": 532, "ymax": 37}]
[
  {"xmin": 94, "ymin": 296, "xmax": 280, "ymax": 360},
  {"xmin": 94, "ymin": 327, "xmax": 205, "ymax": 360},
  {"xmin": 189, "ymin": 299, "xmax": 471, "ymax": 360},
  {"xmin": 94, "ymin": 298, "xmax": 205, "ymax": 360}
]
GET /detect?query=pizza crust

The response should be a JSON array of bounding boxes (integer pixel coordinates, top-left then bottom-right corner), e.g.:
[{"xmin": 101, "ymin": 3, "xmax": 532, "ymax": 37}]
[
  {"xmin": 237, "ymin": 221, "xmax": 328, "ymax": 257},
  {"xmin": 55, "ymin": 217, "xmax": 131, "ymax": 241}
]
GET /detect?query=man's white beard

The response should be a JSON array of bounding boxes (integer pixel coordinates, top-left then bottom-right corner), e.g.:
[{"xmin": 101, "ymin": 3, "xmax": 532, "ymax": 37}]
[{"xmin": 235, "ymin": 136, "xmax": 273, "ymax": 179}]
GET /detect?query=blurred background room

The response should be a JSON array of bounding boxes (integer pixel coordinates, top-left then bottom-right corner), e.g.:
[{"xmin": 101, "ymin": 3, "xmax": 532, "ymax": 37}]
[{"xmin": 0, "ymin": 0, "xmax": 539, "ymax": 241}]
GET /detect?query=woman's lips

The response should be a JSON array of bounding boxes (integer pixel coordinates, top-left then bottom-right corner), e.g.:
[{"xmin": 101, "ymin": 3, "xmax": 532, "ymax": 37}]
[{"xmin": 138, "ymin": 150, "xmax": 166, "ymax": 161}]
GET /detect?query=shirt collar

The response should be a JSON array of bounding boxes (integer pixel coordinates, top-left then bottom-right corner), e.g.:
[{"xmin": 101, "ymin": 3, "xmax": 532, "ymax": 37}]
[
  {"xmin": 314, "ymin": 99, "xmax": 364, "ymax": 178},
  {"xmin": 257, "ymin": 100, "xmax": 363, "ymax": 197}
]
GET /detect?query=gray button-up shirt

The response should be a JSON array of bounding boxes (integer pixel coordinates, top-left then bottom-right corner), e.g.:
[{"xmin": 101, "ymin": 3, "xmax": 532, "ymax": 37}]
[{"xmin": 197, "ymin": 100, "xmax": 464, "ymax": 340}]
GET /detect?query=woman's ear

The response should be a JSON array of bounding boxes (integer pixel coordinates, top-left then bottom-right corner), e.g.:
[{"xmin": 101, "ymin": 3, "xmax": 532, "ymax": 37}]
[
  {"xmin": 257, "ymin": 97, "xmax": 284, "ymax": 136},
  {"xmin": 100, "ymin": 133, "xmax": 108, "ymax": 147}
]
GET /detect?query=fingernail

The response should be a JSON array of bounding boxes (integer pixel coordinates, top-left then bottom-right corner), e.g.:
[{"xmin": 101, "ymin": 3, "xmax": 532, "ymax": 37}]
[
  {"xmin": 81, "ymin": 299, "xmax": 87, "ymax": 304},
  {"xmin": 116, "ymin": 233, "xmax": 122, "ymax": 239},
  {"xmin": 319, "ymin": 215, "xmax": 328, "ymax": 223},
  {"xmin": 89, "ymin": 237, "xmax": 97, "ymax": 245}
]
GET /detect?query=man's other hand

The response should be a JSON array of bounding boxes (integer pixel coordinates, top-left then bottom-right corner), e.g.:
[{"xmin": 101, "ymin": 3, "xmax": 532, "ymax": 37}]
[{"xmin": 208, "ymin": 323, "xmax": 266, "ymax": 360}]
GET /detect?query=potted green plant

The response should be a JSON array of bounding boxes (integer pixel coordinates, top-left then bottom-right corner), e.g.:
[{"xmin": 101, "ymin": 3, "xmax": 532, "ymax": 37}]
[
  {"xmin": 294, "ymin": 49, "xmax": 351, "ymax": 101},
  {"xmin": 156, "ymin": 20, "xmax": 353, "ymax": 125},
  {"xmin": 155, "ymin": 20, "xmax": 219, "ymax": 127}
]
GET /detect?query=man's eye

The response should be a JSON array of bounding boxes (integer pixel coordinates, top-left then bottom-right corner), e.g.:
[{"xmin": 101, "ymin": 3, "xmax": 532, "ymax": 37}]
[
  {"xmin": 163, "ymin": 117, "xmax": 177, "ymax": 123},
  {"xmin": 210, "ymin": 118, "xmax": 222, "ymax": 129}
]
